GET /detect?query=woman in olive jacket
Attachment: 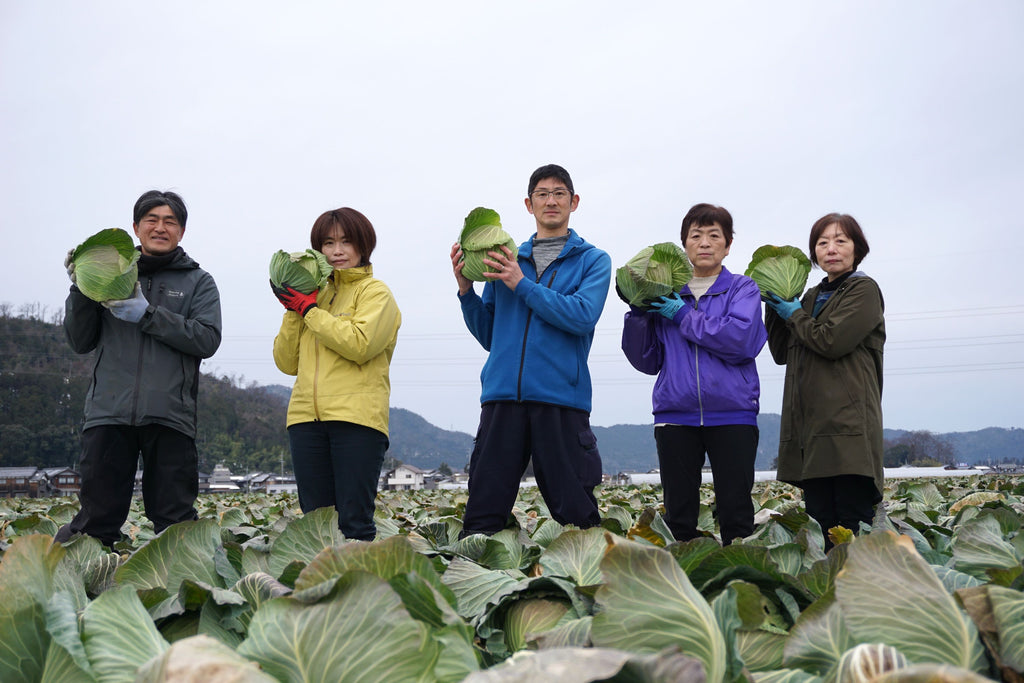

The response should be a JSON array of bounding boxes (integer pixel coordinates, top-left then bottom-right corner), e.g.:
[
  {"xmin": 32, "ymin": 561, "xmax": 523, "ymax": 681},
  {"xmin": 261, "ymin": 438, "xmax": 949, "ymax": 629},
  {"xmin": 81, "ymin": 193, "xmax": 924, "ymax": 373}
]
[
  {"xmin": 764, "ymin": 213, "xmax": 884, "ymax": 546},
  {"xmin": 271, "ymin": 208, "xmax": 401, "ymax": 541}
]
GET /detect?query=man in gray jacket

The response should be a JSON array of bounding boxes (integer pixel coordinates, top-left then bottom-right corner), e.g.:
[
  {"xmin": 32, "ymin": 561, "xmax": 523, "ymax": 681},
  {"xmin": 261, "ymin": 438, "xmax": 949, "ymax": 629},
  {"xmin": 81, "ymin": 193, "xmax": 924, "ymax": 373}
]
[{"xmin": 55, "ymin": 190, "xmax": 222, "ymax": 548}]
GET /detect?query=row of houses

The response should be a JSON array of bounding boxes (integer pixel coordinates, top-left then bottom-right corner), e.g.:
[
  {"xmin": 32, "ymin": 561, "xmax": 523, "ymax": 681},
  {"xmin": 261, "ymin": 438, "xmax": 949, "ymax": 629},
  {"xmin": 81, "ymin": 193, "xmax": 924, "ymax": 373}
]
[
  {"xmin": 0, "ymin": 464, "xmax": 460, "ymax": 498},
  {"xmin": 0, "ymin": 467, "xmax": 82, "ymax": 498},
  {"xmin": 3, "ymin": 463, "xmax": 631, "ymax": 499}
]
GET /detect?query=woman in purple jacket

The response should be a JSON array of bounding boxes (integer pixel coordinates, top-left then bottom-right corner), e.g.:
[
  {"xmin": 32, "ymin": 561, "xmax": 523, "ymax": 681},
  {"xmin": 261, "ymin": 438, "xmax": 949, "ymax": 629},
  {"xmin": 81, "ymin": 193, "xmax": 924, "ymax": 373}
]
[{"xmin": 621, "ymin": 204, "xmax": 767, "ymax": 545}]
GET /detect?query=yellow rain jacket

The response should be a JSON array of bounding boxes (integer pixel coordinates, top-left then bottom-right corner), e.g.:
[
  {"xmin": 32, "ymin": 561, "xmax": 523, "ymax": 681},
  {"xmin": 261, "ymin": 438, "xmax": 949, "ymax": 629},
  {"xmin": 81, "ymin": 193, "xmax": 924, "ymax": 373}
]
[{"xmin": 273, "ymin": 265, "xmax": 401, "ymax": 436}]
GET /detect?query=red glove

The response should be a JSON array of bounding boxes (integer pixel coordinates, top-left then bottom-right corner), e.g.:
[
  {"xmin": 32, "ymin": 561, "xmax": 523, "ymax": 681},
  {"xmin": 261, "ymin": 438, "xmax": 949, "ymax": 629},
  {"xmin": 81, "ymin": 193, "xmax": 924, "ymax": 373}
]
[{"xmin": 270, "ymin": 280, "xmax": 318, "ymax": 316}]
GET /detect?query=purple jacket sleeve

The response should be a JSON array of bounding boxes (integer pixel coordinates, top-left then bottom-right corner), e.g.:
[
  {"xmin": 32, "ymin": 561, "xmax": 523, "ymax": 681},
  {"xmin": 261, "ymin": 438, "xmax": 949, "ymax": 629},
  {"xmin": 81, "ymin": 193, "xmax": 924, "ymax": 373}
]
[{"xmin": 621, "ymin": 308, "xmax": 662, "ymax": 375}]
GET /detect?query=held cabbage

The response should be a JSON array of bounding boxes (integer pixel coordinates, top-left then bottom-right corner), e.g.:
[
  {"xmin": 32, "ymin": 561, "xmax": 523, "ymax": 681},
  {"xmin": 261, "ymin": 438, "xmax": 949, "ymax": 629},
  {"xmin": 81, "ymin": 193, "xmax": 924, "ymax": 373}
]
[
  {"xmin": 615, "ymin": 242, "xmax": 693, "ymax": 308},
  {"xmin": 71, "ymin": 228, "xmax": 141, "ymax": 302},
  {"xmin": 744, "ymin": 244, "xmax": 812, "ymax": 300},
  {"xmin": 269, "ymin": 249, "xmax": 333, "ymax": 294},
  {"xmin": 458, "ymin": 207, "xmax": 518, "ymax": 282}
]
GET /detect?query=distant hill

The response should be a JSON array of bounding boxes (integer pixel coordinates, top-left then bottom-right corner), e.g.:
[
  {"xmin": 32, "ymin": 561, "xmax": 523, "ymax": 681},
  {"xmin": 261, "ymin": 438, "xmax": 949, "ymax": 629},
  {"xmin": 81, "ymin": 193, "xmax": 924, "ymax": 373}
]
[{"xmin": 1, "ymin": 311, "xmax": 1021, "ymax": 474}]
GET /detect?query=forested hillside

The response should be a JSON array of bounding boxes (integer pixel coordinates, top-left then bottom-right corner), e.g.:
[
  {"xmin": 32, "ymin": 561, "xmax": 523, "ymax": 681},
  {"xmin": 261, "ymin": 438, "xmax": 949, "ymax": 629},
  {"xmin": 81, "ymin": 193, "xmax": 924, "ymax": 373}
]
[
  {"xmin": 0, "ymin": 308, "xmax": 475, "ymax": 474},
  {"xmin": 2, "ymin": 309, "xmax": 1021, "ymax": 474}
]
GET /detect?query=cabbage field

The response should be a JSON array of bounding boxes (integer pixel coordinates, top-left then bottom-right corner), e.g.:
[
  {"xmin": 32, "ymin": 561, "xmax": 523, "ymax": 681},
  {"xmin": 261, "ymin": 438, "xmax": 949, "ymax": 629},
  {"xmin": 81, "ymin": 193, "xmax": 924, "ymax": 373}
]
[{"xmin": 1, "ymin": 476, "xmax": 1022, "ymax": 682}]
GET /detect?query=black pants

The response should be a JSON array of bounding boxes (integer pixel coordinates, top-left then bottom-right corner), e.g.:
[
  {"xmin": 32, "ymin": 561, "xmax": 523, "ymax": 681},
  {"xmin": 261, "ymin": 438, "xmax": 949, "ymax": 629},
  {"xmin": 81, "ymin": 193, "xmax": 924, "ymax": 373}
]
[
  {"xmin": 288, "ymin": 420, "xmax": 387, "ymax": 541},
  {"xmin": 802, "ymin": 474, "xmax": 881, "ymax": 546},
  {"xmin": 655, "ymin": 424, "xmax": 758, "ymax": 546},
  {"xmin": 59, "ymin": 424, "xmax": 199, "ymax": 548},
  {"xmin": 461, "ymin": 402, "xmax": 603, "ymax": 537}
]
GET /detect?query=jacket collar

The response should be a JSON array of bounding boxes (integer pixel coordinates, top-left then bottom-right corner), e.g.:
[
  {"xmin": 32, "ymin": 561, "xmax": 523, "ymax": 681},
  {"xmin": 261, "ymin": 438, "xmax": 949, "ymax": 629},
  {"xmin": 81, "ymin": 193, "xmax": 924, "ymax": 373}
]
[
  {"xmin": 518, "ymin": 228, "xmax": 588, "ymax": 260},
  {"xmin": 681, "ymin": 265, "xmax": 734, "ymax": 297},
  {"xmin": 331, "ymin": 264, "xmax": 373, "ymax": 285}
]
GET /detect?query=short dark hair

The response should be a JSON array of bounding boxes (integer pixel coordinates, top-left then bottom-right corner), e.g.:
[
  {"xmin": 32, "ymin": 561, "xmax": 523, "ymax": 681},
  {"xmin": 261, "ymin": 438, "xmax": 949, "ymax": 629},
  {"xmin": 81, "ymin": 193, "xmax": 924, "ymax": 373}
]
[
  {"xmin": 680, "ymin": 203, "xmax": 733, "ymax": 246},
  {"xmin": 310, "ymin": 207, "xmax": 377, "ymax": 265},
  {"xmin": 133, "ymin": 190, "xmax": 187, "ymax": 228},
  {"xmin": 809, "ymin": 213, "xmax": 870, "ymax": 269},
  {"xmin": 528, "ymin": 164, "xmax": 574, "ymax": 197}
]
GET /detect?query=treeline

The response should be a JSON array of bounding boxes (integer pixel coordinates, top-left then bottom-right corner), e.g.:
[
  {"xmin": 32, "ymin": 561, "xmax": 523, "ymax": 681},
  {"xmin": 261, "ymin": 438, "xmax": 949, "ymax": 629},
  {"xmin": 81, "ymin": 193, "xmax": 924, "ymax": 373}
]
[{"xmin": 0, "ymin": 305, "xmax": 290, "ymax": 473}]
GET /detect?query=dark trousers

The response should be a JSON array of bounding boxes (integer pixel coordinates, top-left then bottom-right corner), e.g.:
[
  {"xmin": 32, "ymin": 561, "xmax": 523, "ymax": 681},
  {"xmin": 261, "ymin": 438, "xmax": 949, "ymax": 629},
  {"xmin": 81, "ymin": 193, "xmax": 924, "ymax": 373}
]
[
  {"xmin": 655, "ymin": 424, "xmax": 758, "ymax": 546},
  {"xmin": 61, "ymin": 424, "xmax": 199, "ymax": 548},
  {"xmin": 288, "ymin": 420, "xmax": 387, "ymax": 541},
  {"xmin": 802, "ymin": 474, "xmax": 881, "ymax": 546},
  {"xmin": 461, "ymin": 402, "xmax": 603, "ymax": 536}
]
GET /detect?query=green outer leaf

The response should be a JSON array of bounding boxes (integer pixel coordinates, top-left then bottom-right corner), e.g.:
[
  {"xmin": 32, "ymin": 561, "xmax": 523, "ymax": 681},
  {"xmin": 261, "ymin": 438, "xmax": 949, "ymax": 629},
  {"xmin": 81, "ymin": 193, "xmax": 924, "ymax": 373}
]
[
  {"xmin": 531, "ymin": 616, "xmax": 593, "ymax": 650},
  {"xmin": 782, "ymin": 588, "xmax": 854, "ymax": 676},
  {"xmin": 458, "ymin": 207, "xmax": 518, "ymax": 282},
  {"xmin": 615, "ymin": 242, "xmax": 693, "ymax": 307},
  {"xmin": 71, "ymin": 228, "xmax": 140, "ymax": 302},
  {"xmin": 237, "ymin": 570, "xmax": 441, "ymax": 683},
  {"xmin": 233, "ymin": 572, "xmax": 291, "ymax": 610},
  {"xmin": 268, "ymin": 505, "xmax": 345, "ymax": 580},
  {"xmin": 268, "ymin": 249, "xmax": 333, "ymax": 294},
  {"xmin": 44, "ymin": 590, "xmax": 95, "ymax": 679},
  {"xmin": 537, "ymin": 527, "xmax": 606, "ymax": 586},
  {"xmin": 834, "ymin": 531, "xmax": 987, "ymax": 671},
  {"xmin": 81, "ymin": 585, "xmax": 169, "ymax": 682},
  {"xmin": 39, "ymin": 640, "xmax": 95, "ymax": 683},
  {"xmin": 115, "ymin": 519, "xmax": 224, "ymax": 593},
  {"xmin": 743, "ymin": 244, "xmax": 811, "ymax": 300},
  {"xmin": 988, "ymin": 584, "xmax": 1024, "ymax": 671},
  {"xmin": 736, "ymin": 629, "xmax": 787, "ymax": 673},
  {"xmin": 710, "ymin": 583, "xmax": 748, "ymax": 682},
  {"xmin": 591, "ymin": 536, "xmax": 727, "ymax": 683},
  {"xmin": 0, "ymin": 535, "xmax": 62, "ymax": 683},
  {"xmin": 951, "ymin": 515, "xmax": 1022, "ymax": 579},
  {"xmin": 440, "ymin": 557, "xmax": 522, "ymax": 620},
  {"xmin": 294, "ymin": 534, "xmax": 450, "ymax": 601}
]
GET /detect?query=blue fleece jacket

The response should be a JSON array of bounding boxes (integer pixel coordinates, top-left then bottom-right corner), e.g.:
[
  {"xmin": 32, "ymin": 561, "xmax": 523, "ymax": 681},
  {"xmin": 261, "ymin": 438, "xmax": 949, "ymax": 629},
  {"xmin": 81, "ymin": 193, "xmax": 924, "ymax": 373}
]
[{"xmin": 459, "ymin": 229, "xmax": 611, "ymax": 412}]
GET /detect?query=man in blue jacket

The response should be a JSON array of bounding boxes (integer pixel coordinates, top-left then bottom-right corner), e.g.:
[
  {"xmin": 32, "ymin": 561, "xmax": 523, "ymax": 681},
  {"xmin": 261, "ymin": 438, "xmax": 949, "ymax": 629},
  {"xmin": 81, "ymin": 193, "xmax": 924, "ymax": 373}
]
[
  {"xmin": 450, "ymin": 164, "xmax": 611, "ymax": 536},
  {"xmin": 56, "ymin": 190, "xmax": 222, "ymax": 548}
]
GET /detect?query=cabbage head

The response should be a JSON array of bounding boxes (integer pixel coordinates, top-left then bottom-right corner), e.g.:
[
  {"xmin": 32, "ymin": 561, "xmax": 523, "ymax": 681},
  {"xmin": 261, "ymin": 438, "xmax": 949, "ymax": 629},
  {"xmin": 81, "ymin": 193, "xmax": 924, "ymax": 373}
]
[
  {"xmin": 744, "ymin": 245, "xmax": 812, "ymax": 300},
  {"xmin": 71, "ymin": 228, "xmax": 140, "ymax": 302},
  {"xmin": 269, "ymin": 249, "xmax": 333, "ymax": 294},
  {"xmin": 458, "ymin": 207, "xmax": 518, "ymax": 282},
  {"xmin": 615, "ymin": 242, "xmax": 693, "ymax": 307}
]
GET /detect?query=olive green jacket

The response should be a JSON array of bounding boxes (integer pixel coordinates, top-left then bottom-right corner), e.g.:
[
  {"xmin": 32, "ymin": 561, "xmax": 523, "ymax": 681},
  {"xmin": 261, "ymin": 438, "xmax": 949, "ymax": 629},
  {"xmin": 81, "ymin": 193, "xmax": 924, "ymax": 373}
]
[{"xmin": 766, "ymin": 274, "xmax": 885, "ymax": 493}]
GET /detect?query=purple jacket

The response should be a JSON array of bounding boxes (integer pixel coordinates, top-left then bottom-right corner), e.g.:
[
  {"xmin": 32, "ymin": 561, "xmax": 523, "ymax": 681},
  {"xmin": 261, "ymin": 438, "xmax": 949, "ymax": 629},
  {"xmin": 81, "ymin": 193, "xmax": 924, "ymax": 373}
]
[{"xmin": 621, "ymin": 267, "xmax": 767, "ymax": 426}]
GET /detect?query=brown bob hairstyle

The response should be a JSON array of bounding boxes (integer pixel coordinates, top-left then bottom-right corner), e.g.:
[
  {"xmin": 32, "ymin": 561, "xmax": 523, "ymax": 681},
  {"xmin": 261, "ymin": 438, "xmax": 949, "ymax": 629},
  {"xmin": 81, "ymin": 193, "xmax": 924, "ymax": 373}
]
[
  {"xmin": 680, "ymin": 203, "xmax": 734, "ymax": 246},
  {"xmin": 310, "ymin": 208, "xmax": 376, "ymax": 266},
  {"xmin": 809, "ymin": 213, "xmax": 870, "ymax": 270}
]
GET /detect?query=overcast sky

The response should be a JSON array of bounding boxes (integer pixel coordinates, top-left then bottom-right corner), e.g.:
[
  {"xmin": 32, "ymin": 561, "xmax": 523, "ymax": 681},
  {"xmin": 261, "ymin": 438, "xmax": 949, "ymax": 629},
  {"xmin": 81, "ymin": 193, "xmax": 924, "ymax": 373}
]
[{"xmin": 2, "ymin": 2, "xmax": 1022, "ymax": 436}]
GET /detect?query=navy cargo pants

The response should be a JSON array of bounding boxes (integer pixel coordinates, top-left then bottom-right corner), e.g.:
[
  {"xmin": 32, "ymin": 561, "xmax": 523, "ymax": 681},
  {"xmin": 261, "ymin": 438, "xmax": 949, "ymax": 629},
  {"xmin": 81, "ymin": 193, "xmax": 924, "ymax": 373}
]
[{"xmin": 460, "ymin": 401, "xmax": 603, "ymax": 537}]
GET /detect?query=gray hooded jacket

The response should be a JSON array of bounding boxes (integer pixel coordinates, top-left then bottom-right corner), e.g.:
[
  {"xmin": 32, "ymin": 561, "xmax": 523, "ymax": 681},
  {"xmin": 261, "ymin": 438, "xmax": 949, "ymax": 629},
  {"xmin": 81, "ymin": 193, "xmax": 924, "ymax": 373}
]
[{"xmin": 64, "ymin": 247, "xmax": 222, "ymax": 438}]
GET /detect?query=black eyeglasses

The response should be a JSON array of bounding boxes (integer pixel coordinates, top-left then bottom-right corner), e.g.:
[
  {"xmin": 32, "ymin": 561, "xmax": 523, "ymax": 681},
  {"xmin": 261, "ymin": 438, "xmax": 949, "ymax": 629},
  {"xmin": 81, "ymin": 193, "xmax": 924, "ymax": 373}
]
[{"xmin": 530, "ymin": 189, "xmax": 571, "ymax": 201}]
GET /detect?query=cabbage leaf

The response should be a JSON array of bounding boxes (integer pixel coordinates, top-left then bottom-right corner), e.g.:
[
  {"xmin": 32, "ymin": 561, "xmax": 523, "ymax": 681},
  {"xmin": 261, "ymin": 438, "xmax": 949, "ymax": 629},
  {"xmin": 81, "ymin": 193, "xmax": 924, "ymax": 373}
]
[
  {"xmin": 744, "ymin": 245, "xmax": 812, "ymax": 301},
  {"xmin": 458, "ymin": 207, "xmax": 518, "ymax": 282},
  {"xmin": 615, "ymin": 242, "xmax": 693, "ymax": 307},
  {"xmin": 269, "ymin": 249, "xmax": 333, "ymax": 294},
  {"xmin": 71, "ymin": 228, "xmax": 140, "ymax": 302}
]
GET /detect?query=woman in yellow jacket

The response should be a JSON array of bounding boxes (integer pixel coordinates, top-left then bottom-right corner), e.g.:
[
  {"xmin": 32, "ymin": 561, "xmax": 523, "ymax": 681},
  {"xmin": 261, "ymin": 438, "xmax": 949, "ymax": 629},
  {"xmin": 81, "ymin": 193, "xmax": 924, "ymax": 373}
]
[{"xmin": 271, "ymin": 208, "xmax": 401, "ymax": 540}]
